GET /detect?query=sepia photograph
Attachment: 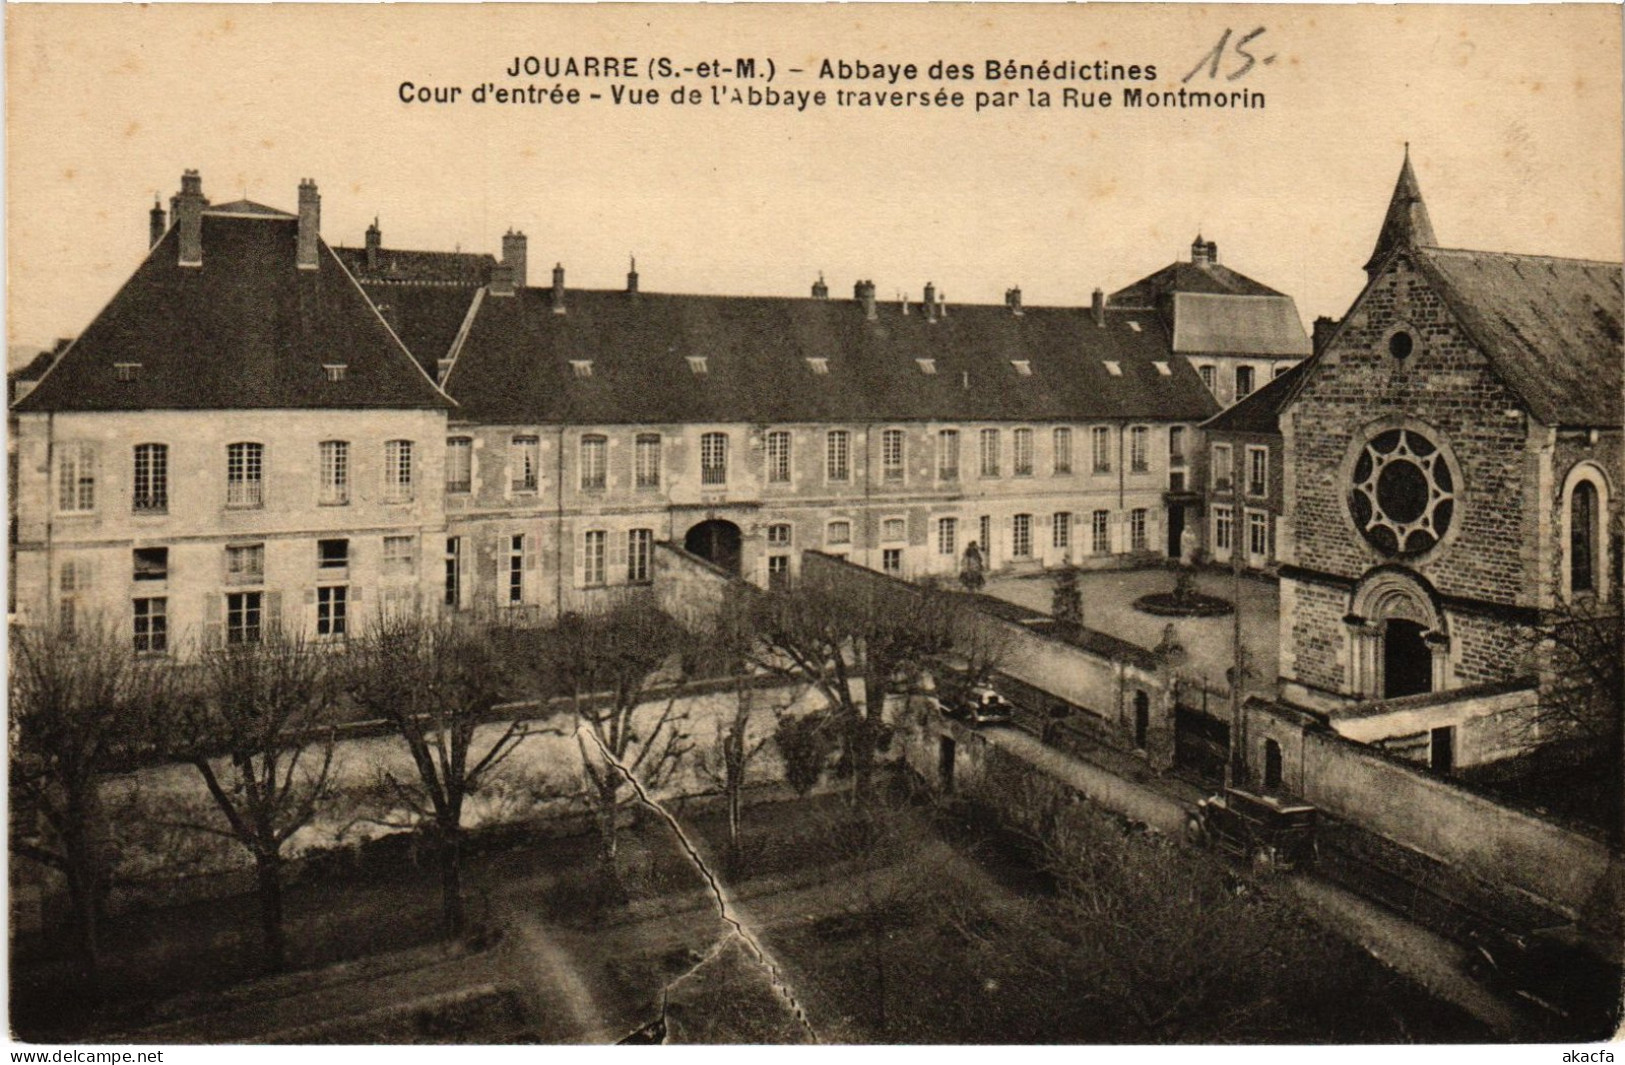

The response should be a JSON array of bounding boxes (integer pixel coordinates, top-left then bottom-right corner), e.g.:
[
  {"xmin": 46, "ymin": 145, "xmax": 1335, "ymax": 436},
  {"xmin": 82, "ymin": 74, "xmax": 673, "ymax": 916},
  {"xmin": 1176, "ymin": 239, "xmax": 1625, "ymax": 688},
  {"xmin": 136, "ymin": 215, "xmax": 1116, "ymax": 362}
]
[{"xmin": 5, "ymin": 2, "xmax": 1623, "ymax": 1049}]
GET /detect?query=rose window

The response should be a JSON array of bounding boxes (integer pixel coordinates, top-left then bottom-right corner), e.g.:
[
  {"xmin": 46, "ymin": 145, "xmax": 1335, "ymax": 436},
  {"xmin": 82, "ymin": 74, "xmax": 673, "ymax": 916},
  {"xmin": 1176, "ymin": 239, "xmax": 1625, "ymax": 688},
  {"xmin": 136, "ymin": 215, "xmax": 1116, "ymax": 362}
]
[{"xmin": 1348, "ymin": 429, "xmax": 1455, "ymax": 556}]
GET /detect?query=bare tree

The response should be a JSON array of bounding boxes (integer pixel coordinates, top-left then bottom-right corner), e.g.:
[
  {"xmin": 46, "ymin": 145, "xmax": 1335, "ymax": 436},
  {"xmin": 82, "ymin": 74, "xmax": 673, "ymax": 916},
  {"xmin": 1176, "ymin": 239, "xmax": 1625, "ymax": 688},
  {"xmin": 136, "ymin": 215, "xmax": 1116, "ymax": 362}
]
[
  {"xmin": 9, "ymin": 616, "xmax": 161, "ymax": 990},
  {"xmin": 166, "ymin": 628, "xmax": 338, "ymax": 971},
  {"xmin": 344, "ymin": 611, "xmax": 538, "ymax": 937}
]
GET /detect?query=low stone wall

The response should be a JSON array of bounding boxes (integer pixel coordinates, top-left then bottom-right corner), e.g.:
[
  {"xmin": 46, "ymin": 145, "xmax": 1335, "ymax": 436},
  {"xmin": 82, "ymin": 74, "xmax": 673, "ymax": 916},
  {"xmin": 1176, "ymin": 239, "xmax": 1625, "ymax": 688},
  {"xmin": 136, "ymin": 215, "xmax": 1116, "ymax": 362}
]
[{"xmin": 652, "ymin": 541, "xmax": 739, "ymax": 624}]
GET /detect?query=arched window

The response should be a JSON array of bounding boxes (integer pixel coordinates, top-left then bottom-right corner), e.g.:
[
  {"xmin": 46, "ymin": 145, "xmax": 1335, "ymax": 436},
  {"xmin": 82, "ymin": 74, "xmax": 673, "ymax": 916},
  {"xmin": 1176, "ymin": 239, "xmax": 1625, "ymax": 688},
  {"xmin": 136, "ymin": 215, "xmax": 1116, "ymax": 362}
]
[{"xmin": 1571, "ymin": 479, "xmax": 1598, "ymax": 595}]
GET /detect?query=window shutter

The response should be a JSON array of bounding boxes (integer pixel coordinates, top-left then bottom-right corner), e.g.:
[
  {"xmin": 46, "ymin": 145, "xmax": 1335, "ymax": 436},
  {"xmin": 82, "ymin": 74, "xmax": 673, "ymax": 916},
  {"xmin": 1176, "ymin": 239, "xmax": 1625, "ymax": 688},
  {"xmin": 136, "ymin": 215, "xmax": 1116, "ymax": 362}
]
[{"xmin": 572, "ymin": 529, "xmax": 585, "ymax": 589}]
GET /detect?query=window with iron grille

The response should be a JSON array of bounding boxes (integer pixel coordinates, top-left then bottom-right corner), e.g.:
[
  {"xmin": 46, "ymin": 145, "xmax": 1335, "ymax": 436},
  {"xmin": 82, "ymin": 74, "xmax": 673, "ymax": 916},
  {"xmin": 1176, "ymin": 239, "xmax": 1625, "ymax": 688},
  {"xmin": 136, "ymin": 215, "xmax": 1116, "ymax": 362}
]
[
  {"xmin": 582, "ymin": 529, "xmax": 606, "ymax": 586},
  {"xmin": 700, "ymin": 433, "xmax": 728, "ymax": 486},
  {"xmin": 58, "ymin": 442, "xmax": 97, "ymax": 513},
  {"xmin": 320, "ymin": 440, "xmax": 349, "ymax": 505},
  {"xmin": 634, "ymin": 434, "xmax": 661, "ymax": 489},
  {"xmin": 1013, "ymin": 429, "xmax": 1034, "ymax": 477},
  {"xmin": 226, "ymin": 443, "xmax": 264, "ymax": 507},
  {"xmin": 766, "ymin": 431, "xmax": 791, "ymax": 483},
  {"xmin": 384, "ymin": 440, "xmax": 413, "ymax": 502},
  {"xmin": 1130, "ymin": 426, "xmax": 1149, "ymax": 473},
  {"xmin": 979, "ymin": 429, "xmax": 1000, "ymax": 478},
  {"xmin": 827, "ymin": 430, "xmax": 851, "ymax": 482},
  {"xmin": 317, "ymin": 586, "xmax": 347, "ymax": 638},
  {"xmin": 882, "ymin": 429, "xmax": 904, "ymax": 481},
  {"xmin": 133, "ymin": 597, "xmax": 167, "ymax": 654},
  {"xmin": 628, "ymin": 528, "xmax": 653, "ymax": 584},
  {"xmin": 1092, "ymin": 510, "xmax": 1111, "ymax": 555},
  {"xmin": 580, "ymin": 435, "xmax": 607, "ymax": 491},
  {"xmin": 937, "ymin": 429, "xmax": 960, "ymax": 481},
  {"xmin": 513, "ymin": 435, "xmax": 540, "ymax": 492},
  {"xmin": 1092, "ymin": 426, "xmax": 1112, "ymax": 473},
  {"xmin": 937, "ymin": 517, "xmax": 957, "ymax": 556},
  {"xmin": 1053, "ymin": 428, "xmax": 1073, "ymax": 475},
  {"xmin": 227, "ymin": 591, "xmax": 263, "ymax": 645},
  {"xmin": 445, "ymin": 438, "xmax": 473, "ymax": 493},
  {"xmin": 1012, "ymin": 514, "xmax": 1033, "ymax": 558},
  {"xmin": 1053, "ymin": 512, "xmax": 1072, "ymax": 550},
  {"xmin": 1130, "ymin": 509, "xmax": 1148, "ymax": 552},
  {"xmin": 133, "ymin": 443, "xmax": 167, "ymax": 513}
]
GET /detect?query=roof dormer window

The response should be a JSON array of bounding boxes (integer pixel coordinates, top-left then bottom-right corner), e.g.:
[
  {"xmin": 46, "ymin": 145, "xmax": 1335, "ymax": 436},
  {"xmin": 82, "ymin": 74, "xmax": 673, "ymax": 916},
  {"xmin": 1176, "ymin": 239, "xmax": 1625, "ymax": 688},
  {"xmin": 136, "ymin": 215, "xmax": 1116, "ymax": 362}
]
[
  {"xmin": 114, "ymin": 363, "xmax": 141, "ymax": 382},
  {"xmin": 323, "ymin": 363, "xmax": 348, "ymax": 382},
  {"xmin": 686, "ymin": 356, "xmax": 708, "ymax": 375},
  {"xmin": 806, "ymin": 357, "xmax": 830, "ymax": 375},
  {"xmin": 1103, "ymin": 361, "xmax": 1122, "ymax": 377},
  {"xmin": 570, "ymin": 359, "xmax": 593, "ymax": 378},
  {"xmin": 1153, "ymin": 361, "xmax": 1171, "ymax": 376},
  {"xmin": 1011, "ymin": 360, "xmax": 1033, "ymax": 377},
  {"xmin": 916, "ymin": 358, "xmax": 937, "ymax": 375},
  {"xmin": 1127, "ymin": 321, "xmax": 1143, "ymax": 333}
]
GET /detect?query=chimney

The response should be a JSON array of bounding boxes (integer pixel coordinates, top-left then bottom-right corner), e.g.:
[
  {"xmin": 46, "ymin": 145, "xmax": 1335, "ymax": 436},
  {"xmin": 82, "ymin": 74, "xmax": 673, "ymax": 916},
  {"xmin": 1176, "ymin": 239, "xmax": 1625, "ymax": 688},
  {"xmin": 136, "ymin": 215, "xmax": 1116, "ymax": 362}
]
[
  {"xmin": 1006, "ymin": 287, "xmax": 1023, "ymax": 316},
  {"xmin": 1207, "ymin": 240, "xmax": 1218, "ymax": 263},
  {"xmin": 490, "ymin": 263, "xmax": 515, "ymax": 297},
  {"xmin": 296, "ymin": 179, "xmax": 321, "ymax": 270},
  {"xmin": 627, "ymin": 256, "xmax": 640, "ymax": 295},
  {"xmin": 173, "ymin": 169, "xmax": 206, "ymax": 267},
  {"xmin": 502, "ymin": 229, "xmax": 528, "ymax": 289},
  {"xmin": 923, "ymin": 282, "xmax": 936, "ymax": 321},
  {"xmin": 551, "ymin": 263, "xmax": 566, "ymax": 314},
  {"xmin": 1191, "ymin": 235, "xmax": 1218, "ymax": 265},
  {"xmin": 1091, "ymin": 288, "xmax": 1106, "ymax": 327},
  {"xmin": 811, "ymin": 273, "xmax": 828, "ymax": 300},
  {"xmin": 149, "ymin": 198, "xmax": 167, "ymax": 249},
  {"xmin": 365, "ymin": 217, "xmax": 381, "ymax": 271},
  {"xmin": 855, "ymin": 279, "xmax": 876, "ymax": 320}
]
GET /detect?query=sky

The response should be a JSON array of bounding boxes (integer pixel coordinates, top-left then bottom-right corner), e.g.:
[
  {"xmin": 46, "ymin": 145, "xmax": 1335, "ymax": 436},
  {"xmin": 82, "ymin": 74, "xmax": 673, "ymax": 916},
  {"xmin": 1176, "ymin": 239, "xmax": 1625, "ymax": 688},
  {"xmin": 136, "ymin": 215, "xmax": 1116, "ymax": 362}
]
[{"xmin": 6, "ymin": 4, "xmax": 1622, "ymax": 357}]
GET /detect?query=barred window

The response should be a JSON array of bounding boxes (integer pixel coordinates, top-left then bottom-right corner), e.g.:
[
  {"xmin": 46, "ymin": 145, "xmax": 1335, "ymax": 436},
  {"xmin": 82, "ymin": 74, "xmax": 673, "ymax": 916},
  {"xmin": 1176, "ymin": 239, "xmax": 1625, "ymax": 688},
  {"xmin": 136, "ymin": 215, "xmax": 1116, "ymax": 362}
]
[
  {"xmin": 133, "ymin": 443, "xmax": 167, "ymax": 513},
  {"xmin": 320, "ymin": 440, "xmax": 349, "ymax": 505},
  {"xmin": 513, "ymin": 435, "xmax": 541, "ymax": 492},
  {"xmin": 635, "ymin": 434, "xmax": 661, "ymax": 489},
  {"xmin": 701, "ymin": 433, "xmax": 728, "ymax": 486},
  {"xmin": 58, "ymin": 443, "xmax": 97, "ymax": 512},
  {"xmin": 580, "ymin": 435, "xmax": 607, "ymax": 491},
  {"xmin": 446, "ymin": 437, "xmax": 473, "ymax": 493},
  {"xmin": 226, "ymin": 443, "xmax": 264, "ymax": 507},
  {"xmin": 766, "ymin": 431, "xmax": 791, "ymax": 484}
]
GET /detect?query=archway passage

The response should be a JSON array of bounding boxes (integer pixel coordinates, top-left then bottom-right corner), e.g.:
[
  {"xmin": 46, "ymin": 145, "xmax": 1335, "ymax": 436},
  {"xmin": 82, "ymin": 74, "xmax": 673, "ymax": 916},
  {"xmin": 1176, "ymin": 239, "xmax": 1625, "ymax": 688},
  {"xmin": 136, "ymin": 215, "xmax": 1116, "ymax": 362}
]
[
  {"xmin": 1383, "ymin": 619, "xmax": 1432, "ymax": 699},
  {"xmin": 685, "ymin": 519, "xmax": 742, "ymax": 575}
]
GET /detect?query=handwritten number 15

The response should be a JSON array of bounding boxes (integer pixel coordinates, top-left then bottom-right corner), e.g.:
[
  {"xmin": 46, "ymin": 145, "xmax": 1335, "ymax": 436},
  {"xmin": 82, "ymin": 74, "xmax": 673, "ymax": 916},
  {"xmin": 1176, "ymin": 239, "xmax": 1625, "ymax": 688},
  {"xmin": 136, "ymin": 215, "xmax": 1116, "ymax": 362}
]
[{"xmin": 1183, "ymin": 27, "xmax": 1277, "ymax": 84}]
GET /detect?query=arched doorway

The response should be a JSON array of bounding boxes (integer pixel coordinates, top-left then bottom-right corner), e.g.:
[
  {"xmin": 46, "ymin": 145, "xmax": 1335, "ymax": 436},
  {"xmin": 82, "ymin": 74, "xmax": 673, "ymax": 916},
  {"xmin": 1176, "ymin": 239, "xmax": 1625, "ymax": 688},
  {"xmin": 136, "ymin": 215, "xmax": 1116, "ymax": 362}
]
[
  {"xmin": 1383, "ymin": 619, "xmax": 1432, "ymax": 699},
  {"xmin": 1132, "ymin": 690, "xmax": 1150, "ymax": 751},
  {"xmin": 684, "ymin": 519, "xmax": 742, "ymax": 575}
]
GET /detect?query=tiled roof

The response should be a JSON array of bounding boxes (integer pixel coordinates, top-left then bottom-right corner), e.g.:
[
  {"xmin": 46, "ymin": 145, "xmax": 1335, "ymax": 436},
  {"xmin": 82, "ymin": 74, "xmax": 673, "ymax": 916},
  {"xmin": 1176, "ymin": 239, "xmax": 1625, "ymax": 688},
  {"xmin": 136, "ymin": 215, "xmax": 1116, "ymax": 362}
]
[
  {"xmin": 13, "ymin": 214, "xmax": 453, "ymax": 413},
  {"xmin": 1415, "ymin": 247, "xmax": 1622, "ymax": 427},
  {"xmin": 332, "ymin": 245, "xmax": 495, "ymax": 287},
  {"xmin": 1169, "ymin": 292, "xmax": 1312, "ymax": 357},
  {"xmin": 1111, "ymin": 260, "xmax": 1285, "ymax": 304},
  {"xmin": 1202, "ymin": 357, "xmax": 1313, "ymax": 434},
  {"xmin": 443, "ymin": 289, "xmax": 1219, "ymax": 426}
]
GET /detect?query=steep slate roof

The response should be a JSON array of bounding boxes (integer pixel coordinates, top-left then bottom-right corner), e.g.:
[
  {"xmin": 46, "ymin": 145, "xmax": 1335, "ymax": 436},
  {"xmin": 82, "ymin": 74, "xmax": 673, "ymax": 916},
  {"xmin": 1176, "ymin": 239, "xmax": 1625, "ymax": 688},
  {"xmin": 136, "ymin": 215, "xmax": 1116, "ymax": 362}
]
[
  {"xmin": 1364, "ymin": 151, "xmax": 1437, "ymax": 274},
  {"xmin": 1415, "ymin": 247, "xmax": 1623, "ymax": 427},
  {"xmin": 362, "ymin": 284, "xmax": 483, "ymax": 376},
  {"xmin": 444, "ymin": 290, "xmax": 1219, "ymax": 426},
  {"xmin": 332, "ymin": 245, "xmax": 496, "ymax": 287},
  {"xmin": 1202, "ymin": 356, "xmax": 1313, "ymax": 434},
  {"xmin": 14, "ymin": 214, "xmax": 453, "ymax": 413},
  {"xmin": 1170, "ymin": 292, "xmax": 1312, "ymax": 357},
  {"xmin": 1111, "ymin": 260, "xmax": 1284, "ymax": 304}
]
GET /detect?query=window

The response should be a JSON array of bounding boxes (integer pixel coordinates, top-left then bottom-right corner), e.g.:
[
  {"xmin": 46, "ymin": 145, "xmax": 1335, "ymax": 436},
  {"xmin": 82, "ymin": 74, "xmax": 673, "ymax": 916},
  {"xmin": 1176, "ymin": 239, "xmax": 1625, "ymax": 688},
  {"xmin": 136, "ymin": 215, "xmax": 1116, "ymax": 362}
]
[
  {"xmin": 1013, "ymin": 428, "xmax": 1034, "ymax": 477},
  {"xmin": 445, "ymin": 438, "xmax": 473, "ymax": 493},
  {"xmin": 882, "ymin": 429, "xmax": 905, "ymax": 481},
  {"xmin": 826, "ymin": 430, "xmax": 851, "ymax": 482},
  {"xmin": 1092, "ymin": 510, "xmax": 1111, "ymax": 555},
  {"xmin": 686, "ymin": 356, "xmax": 708, "ymax": 375},
  {"xmin": 634, "ymin": 434, "xmax": 661, "ymax": 490},
  {"xmin": 1248, "ymin": 511, "xmax": 1269, "ymax": 558},
  {"xmin": 768, "ymin": 554, "xmax": 791, "ymax": 589},
  {"xmin": 226, "ymin": 544, "xmax": 264, "ymax": 583},
  {"xmin": 1211, "ymin": 444, "xmax": 1233, "ymax": 490},
  {"xmin": 1571, "ymin": 480, "xmax": 1599, "ymax": 595},
  {"xmin": 570, "ymin": 359, "xmax": 593, "ymax": 378},
  {"xmin": 318, "ymin": 538, "xmax": 349, "ymax": 571},
  {"xmin": 509, "ymin": 534, "xmax": 526, "ymax": 603},
  {"xmin": 133, "ymin": 547, "xmax": 168, "ymax": 581},
  {"xmin": 806, "ymin": 357, "xmax": 830, "ymax": 375},
  {"xmin": 882, "ymin": 518, "xmax": 906, "ymax": 542},
  {"xmin": 937, "ymin": 517, "xmax": 957, "ymax": 556},
  {"xmin": 384, "ymin": 535, "xmax": 415, "ymax": 577},
  {"xmin": 767, "ymin": 523, "xmax": 792, "ymax": 547},
  {"xmin": 1053, "ymin": 428, "xmax": 1073, "ymax": 475},
  {"xmin": 582, "ymin": 529, "xmax": 606, "ymax": 586},
  {"xmin": 580, "ymin": 435, "xmax": 607, "ymax": 491},
  {"xmin": 916, "ymin": 358, "xmax": 937, "ymax": 375},
  {"xmin": 132, "ymin": 443, "xmax": 167, "ymax": 513},
  {"xmin": 980, "ymin": 516, "xmax": 992, "ymax": 560},
  {"xmin": 979, "ymin": 428, "xmax": 1000, "ymax": 478},
  {"xmin": 765, "ymin": 431, "xmax": 791, "ymax": 484},
  {"xmin": 384, "ymin": 440, "xmax": 413, "ymax": 502},
  {"xmin": 227, "ymin": 591, "xmax": 263, "ymax": 645},
  {"xmin": 826, "ymin": 521, "xmax": 851, "ymax": 547},
  {"xmin": 1275, "ymin": 363, "xmax": 1293, "ymax": 379},
  {"xmin": 1012, "ymin": 514, "xmax": 1033, "ymax": 558},
  {"xmin": 320, "ymin": 441, "xmax": 349, "ymax": 505},
  {"xmin": 1199, "ymin": 365, "xmax": 1217, "ymax": 393},
  {"xmin": 1153, "ymin": 361, "xmax": 1172, "ymax": 376},
  {"xmin": 317, "ymin": 586, "xmax": 347, "ymax": 638},
  {"xmin": 1214, "ymin": 506, "xmax": 1234, "ymax": 553},
  {"xmin": 1130, "ymin": 509, "xmax": 1148, "ymax": 552},
  {"xmin": 513, "ymin": 435, "xmax": 541, "ymax": 493},
  {"xmin": 323, "ymin": 364, "xmax": 347, "ymax": 382},
  {"xmin": 133, "ymin": 597, "xmax": 167, "ymax": 654},
  {"xmin": 1103, "ymin": 361, "xmax": 1122, "ymax": 377},
  {"xmin": 1011, "ymin": 360, "xmax": 1033, "ymax": 377},
  {"xmin": 882, "ymin": 548, "xmax": 902, "ymax": 574},
  {"xmin": 701, "ymin": 432, "xmax": 728, "ymax": 486},
  {"xmin": 444, "ymin": 537, "xmax": 462, "ymax": 607},
  {"xmin": 1235, "ymin": 365, "xmax": 1255, "ymax": 399},
  {"xmin": 226, "ymin": 442, "xmax": 264, "ymax": 507},
  {"xmin": 1129, "ymin": 426, "xmax": 1149, "ymax": 473},
  {"xmin": 1091, "ymin": 426, "xmax": 1112, "ymax": 473},
  {"xmin": 57, "ymin": 442, "xmax": 97, "ymax": 512},
  {"xmin": 628, "ymin": 528, "xmax": 653, "ymax": 584},
  {"xmin": 1169, "ymin": 427, "xmax": 1186, "ymax": 467},
  {"xmin": 1053, "ymin": 512, "xmax": 1072, "ymax": 550},
  {"xmin": 937, "ymin": 429, "xmax": 960, "ymax": 481},
  {"xmin": 114, "ymin": 362, "xmax": 141, "ymax": 383},
  {"xmin": 1247, "ymin": 446, "xmax": 1268, "ymax": 497}
]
